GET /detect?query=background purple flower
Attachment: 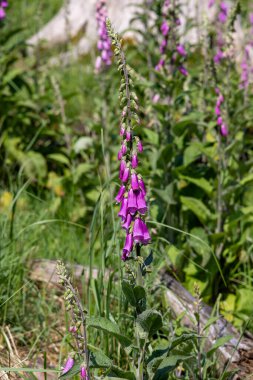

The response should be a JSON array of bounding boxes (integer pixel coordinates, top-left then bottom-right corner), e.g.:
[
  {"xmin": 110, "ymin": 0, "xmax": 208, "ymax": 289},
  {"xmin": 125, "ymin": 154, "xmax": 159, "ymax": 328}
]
[
  {"xmin": 221, "ymin": 123, "xmax": 228, "ymax": 136},
  {"xmin": 161, "ymin": 20, "xmax": 170, "ymax": 36},
  {"xmin": 177, "ymin": 44, "xmax": 187, "ymax": 57},
  {"xmin": 214, "ymin": 3, "xmax": 229, "ymax": 64},
  {"xmin": 250, "ymin": 13, "xmax": 253, "ymax": 26},
  {"xmin": 208, "ymin": 0, "xmax": 215, "ymax": 8},
  {"xmin": 0, "ymin": 0, "xmax": 8, "ymax": 19},
  {"xmin": 179, "ymin": 66, "xmax": 188, "ymax": 76},
  {"xmin": 155, "ymin": 0, "xmax": 187, "ymax": 75}
]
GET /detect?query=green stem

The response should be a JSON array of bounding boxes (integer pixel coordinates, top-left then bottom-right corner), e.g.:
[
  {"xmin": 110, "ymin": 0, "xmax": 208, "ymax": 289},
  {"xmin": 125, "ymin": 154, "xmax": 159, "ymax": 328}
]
[
  {"xmin": 9, "ymin": 195, "xmax": 17, "ymax": 242},
  {"xmin": 136, "ymin": 244, "xmax": 143, "ymax": 287},
  {"xmin": 137, "ymin": 340, "xmax": 146, "ymax": 380}
]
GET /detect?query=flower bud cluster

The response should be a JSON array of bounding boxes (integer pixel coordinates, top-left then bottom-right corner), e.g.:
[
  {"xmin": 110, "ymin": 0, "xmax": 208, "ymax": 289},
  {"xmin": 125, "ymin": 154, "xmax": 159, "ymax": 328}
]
[
  {"xmin": 215, "ymin": 88, "xmax": 228, "ymax": 137},
  {"xmin": 95, "ymin": 0, "xmax": 112, "ymax": 72},
  {"xmin": 57, "ymin": 261, "xmax": 89, "ymax": 379},
  {"xmin": 155, "ymin": 0, "xmax": 187, "ymax": 76},
  {"xmin": 0, "ymin": 1, "xmax": 8, "ymax": 20},
  {"xmin": 106, "ymin": 19, "xmax": 151, "ymax": 261},
  {"xmin": 57, "ymin": 262, "xmax": 82, "ymax": 329}
]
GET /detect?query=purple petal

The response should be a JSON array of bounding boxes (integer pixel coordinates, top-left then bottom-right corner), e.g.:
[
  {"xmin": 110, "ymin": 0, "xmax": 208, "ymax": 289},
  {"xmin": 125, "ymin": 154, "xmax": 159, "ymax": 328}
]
[
  {"xmin": 139, "ymin": 178, "xmax": 146, "ymax": 195},
  {"xmin": 122, "ymin": 233, "xmax": 133, "ymax": 260},
  {"xmin": 126, "ymin": 131, "xmax": 131, "ymax": 142},
  {"xmin": 176, "ymin": 44, "xmax": 187, "ymax": 57},
  {"xmin": 141, "ymin": 220, "xmax": 151, "ymax": 245},
  {"xmin": 118, "ymin": 198, "xmax": 128, "ymax": 221},
  {"xmin": 80, "ymin": 367, "xmax": 87, "ymax": 379},
  {"xmin": 115, "ymin": 185, "xmax": 126, "ymax": 203},
  {"xmin": 137, "ymin": 140, "xmax": 143, "ymax": 153},
  {"xmin": 122, "ymin": 214, "xmax": 132, "ymax": 231},
  {"xmin": 133, "ymin": 218, "xmax": 144, "ymax": 243},
  {"xmin": 217, "ymin": 116, "xmax": 223, "ymax": 126},
  {"xmin": 127, "ymin": 189, "xmax": 138, "ymax": 215},
  {"xmin": 137, "ymin": 190, "xmax": 147, "ymax": 215},
  {"xmin": 131, "ymin": 154, "xmax": 138, "ymax": 169},
  {"xmin": 221, "ymin": 124, "xmax": 228, "ymax": 136},
  {"xmin": 131, "ymin": 173, "xmax": 139, "ymax": 191},
  {"xmin": 122, "ymin": 167, "xmax": 130, "ymax": 183}
]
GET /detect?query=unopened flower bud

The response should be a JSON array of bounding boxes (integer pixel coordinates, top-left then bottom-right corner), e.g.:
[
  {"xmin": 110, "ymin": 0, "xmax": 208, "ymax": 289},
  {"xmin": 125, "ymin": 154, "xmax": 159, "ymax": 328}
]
[
  {"xmin": 62, "ymin": 357, "xmax": 75, "ymax": 375},
  {"xmin": 69, "ymin": 326, "xmax": 78, "ymax": 333}
]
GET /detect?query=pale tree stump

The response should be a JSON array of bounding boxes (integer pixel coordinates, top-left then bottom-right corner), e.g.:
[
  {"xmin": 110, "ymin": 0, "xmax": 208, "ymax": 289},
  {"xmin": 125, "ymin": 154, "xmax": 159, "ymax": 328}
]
[
  {"xmin": 27, "ymin": 0, "xmax": 244, "ymax": 62},
  {"xmin": 28, "ymin": 0, "xmax": 143, "ymax": 63}
]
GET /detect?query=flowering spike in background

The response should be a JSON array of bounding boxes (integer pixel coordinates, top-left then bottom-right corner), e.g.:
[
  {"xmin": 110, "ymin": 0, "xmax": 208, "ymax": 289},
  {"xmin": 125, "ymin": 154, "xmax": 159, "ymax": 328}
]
[
  {"xmin": 215, "ymin": 88, "xmax": 228, "ymax": 137},
  {"xmin": 239, "ymin": 17, "xmax": 253, "ymax": 91},
  {"xmin": 213, "ymin": 2, "xmax": 231, "ymax": 65},
  {"xmin": 95, "ymin": 0, "xmax": 112, "ymax": 72},
  {"xmin": 155, "ymin": 0, "xmax": 188, "ymax": 76}
]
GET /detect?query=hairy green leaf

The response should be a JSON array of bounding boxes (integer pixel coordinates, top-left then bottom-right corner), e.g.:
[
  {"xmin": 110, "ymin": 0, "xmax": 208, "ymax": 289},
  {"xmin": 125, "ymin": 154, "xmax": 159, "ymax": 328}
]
[
  {"xmin": 136, "ymin": 309, "xmax": 162, "ymax": 339},
  {"xmin": 87, "ymin": 317, "xmax": 131, "ymax": 347}
]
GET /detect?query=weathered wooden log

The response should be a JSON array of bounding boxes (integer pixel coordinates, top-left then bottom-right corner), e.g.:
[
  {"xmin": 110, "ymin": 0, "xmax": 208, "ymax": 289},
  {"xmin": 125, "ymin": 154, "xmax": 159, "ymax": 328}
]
[
  {"xmin": 161, "ymin": 271, "xmax": 253, "ymax": 380},
  {"xmin": 29, "ymin": 259, "xmax": 99, "ymax": 285},
  {"xmin": 30, "ymin": 259, "xmax": 253, "ymax": 378}
]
